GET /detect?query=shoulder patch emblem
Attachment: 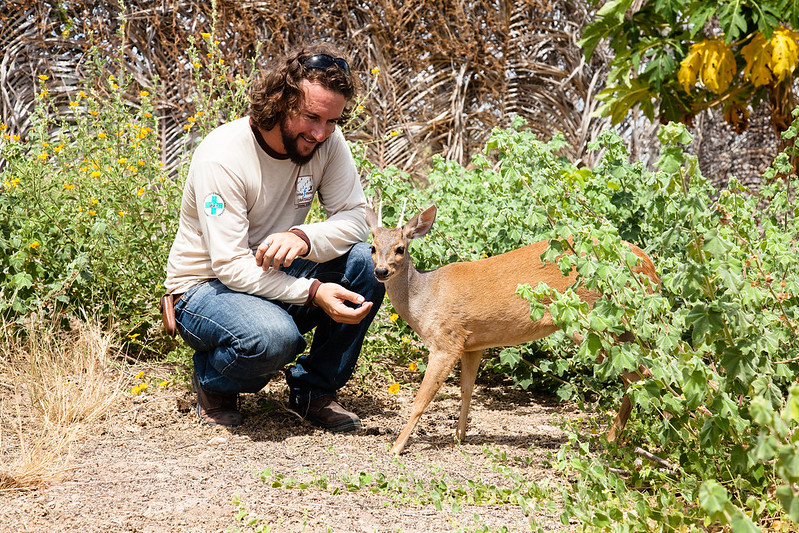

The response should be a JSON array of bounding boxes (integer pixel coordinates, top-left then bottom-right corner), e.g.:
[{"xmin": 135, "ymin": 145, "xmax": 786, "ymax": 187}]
[{"xmin": 203, "ymin": 193, "xmax": 225, "ymax": 216}]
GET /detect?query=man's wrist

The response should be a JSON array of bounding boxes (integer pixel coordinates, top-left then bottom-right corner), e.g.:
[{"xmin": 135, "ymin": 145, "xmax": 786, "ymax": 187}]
[
  {"xmin": 288, "ymin": 228, "xmax": 311, "ymax": 256},
  {"xmin": 305, "ymin": 279, "xmax": 322, "ymax": 307}
]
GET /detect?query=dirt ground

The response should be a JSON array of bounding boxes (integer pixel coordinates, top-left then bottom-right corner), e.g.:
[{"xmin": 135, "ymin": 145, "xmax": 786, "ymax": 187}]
[{"xmin": 1, "ymin": 361, "xmax": 580, "ymax": 532}]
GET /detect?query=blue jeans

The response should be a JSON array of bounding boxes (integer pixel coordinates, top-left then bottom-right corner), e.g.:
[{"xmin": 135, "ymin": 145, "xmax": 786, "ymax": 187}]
[{"xmin": 174, "ymin": 242, "xmax": 384, "ymax": 404}]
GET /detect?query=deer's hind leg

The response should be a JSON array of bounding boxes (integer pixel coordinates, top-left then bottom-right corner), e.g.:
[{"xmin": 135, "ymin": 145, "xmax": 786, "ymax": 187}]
[{"xmin": 457, "ymin": 350, "xmax": 483, "ymax": 443}]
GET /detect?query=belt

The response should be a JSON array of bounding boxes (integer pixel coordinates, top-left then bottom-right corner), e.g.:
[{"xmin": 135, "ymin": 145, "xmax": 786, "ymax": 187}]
[{"xmin": 172, "ymin": 293, "xmax": 183, "ymax": 305}]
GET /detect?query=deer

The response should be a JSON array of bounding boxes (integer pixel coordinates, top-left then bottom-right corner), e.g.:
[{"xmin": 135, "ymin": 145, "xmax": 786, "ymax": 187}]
[{"xmin": 366, "ymin": 204, "xmax": 660, "ymax": 455}]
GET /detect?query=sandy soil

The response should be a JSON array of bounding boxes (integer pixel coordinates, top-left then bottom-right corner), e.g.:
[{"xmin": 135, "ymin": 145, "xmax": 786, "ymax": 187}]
[{"xmin": 1, "ymin": 362, "xmax": 580, "ymax": 532}]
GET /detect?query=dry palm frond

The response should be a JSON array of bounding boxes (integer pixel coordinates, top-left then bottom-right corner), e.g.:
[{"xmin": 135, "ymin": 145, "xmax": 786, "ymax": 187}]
[{"xmin": 0, "ymin": 0, "xmax": 776, "ymax": 187}]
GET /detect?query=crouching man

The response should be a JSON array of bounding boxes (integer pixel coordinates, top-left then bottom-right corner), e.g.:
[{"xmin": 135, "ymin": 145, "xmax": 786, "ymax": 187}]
[{"xmin": 163, "ymin": 43, "xmax": 384, "ymax": 432}]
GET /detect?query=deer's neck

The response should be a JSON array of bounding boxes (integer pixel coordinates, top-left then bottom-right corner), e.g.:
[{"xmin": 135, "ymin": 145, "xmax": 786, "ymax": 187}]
[{"xmin": 384, "ymin": 258, "xmax": 430, "ymax": 329}]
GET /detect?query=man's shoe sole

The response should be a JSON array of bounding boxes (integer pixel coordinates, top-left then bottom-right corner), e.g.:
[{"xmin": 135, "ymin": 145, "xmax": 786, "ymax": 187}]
[{"xmin": 309, "ymin": 416, "xmax": 362, "ymax": 433}]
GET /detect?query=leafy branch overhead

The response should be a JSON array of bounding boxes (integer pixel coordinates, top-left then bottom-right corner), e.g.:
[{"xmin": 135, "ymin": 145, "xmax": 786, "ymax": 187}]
[{"xmin": 581, "ymin": 0, "xmax": 799, "ymax": 132}]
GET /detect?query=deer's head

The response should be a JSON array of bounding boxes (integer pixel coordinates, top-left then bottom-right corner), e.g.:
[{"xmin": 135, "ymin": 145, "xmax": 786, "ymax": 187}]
[{"xmin": 365, "ymin": 205, "xmax": 437, "ymax": 283}]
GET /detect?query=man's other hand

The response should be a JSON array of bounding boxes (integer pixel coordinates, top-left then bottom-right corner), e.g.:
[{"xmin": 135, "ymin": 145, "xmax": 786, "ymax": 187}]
[
  {"xmin": 313, "ymin": 283, "xmax": 373, "ymax": 324},
  {"xmin": 255, "ymin": 232, "xmax": 309, "ymax": 271}
]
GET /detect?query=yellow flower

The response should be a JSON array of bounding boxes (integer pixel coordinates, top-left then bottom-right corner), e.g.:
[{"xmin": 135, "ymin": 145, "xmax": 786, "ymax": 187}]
[
  {"xmin": 138, "ymin": 160, "xmax": 146, "ymax": 166},
  {"xmin": 79, "ymin": 90, "xmax": 87, "ymax": 98},
  {"xmin": 408, "ymin": 362, "xmax": 418, "ymax": 371},
  {"xmin": 117, "ymin": 157, "xmax": 127, "ymax": 164},
  {"xmin": 69, "ymin": 101, "xmax": 78, "ymax": 107},
  {"xmin": 91, "ymin": 171, "xmax": 101, "ymax": 178},
  {"xmin": 54, "ymin": 144, "xmax": 64, "ymax": 153},
  {"xmin": 201, "ymin": 32, "xmax": 211, "ymax": 38},
  {"xmin": 118, "ymin": 210, "xmax": 126, "ymax": 217},
  {"xmin": 140, "ymin": 90, "xmax": 149, "ymax": 97},
  {"xmin": 12, "ymin": 134, "xmax": 20, "ymax": 141},
  {"xmin": 91, "ymin": 197, "xmax": 98, "ymax": 204},
  {"xmin": 401, "ymin": 336, "xmax": 412, "ymax": 343},
  {"xmin": 388, "ymin": 383, "xmax": 400, "ymax": 394},
  {"xmin": 370, "ymin": 67, "xmax": 380, "ymax": 75},
  {"xmin": 389, "ymin": 313, "xmax": 399, "ymax": 322},
  {"xmin": 192, "ymin": 62, "xmax": 201, "ymax": 68},
  {"xmin": 38, "ymin": 153, "xmax": 48, "ymax": 160},
  {"xmin": 136, "ymin": 187, "xmax": 145, "ymax": 196},
  {"xmin": 389, "ymin": 130, "xmax": 399, "ymax": 136},
  {"xmin": 135, "ymin": 370, "xmax": 144, "ymax": 378},
  {"xmin": 97, "ymin": 132, "xmax": 106, "ymax": 139},
  {"xmin": 158, "ymin": 381, "xmax": 169, "ymax": 388},
  {"xmin": 29, "ymin": 241, "xmax": 40, "ymax": 249},
  {"xmin": 63, "ymin": 183, "xmax": 74, "ymax": 190},
  {"xmin": 89, "ymin": 110, "xmax": 98, "ymax": 116},
  {"xmin": 110, "ymin": 83, "xmax": 119, "ymax": 89},
  {"xmin": 88, "ymin": 210, "xmax": 96, "ymax": 215},
  {"xmin": 187, "ymin": 116, "xmax": 196, "ymax": 122},
  {"xmin": 143, "ymin": 112, "xmax": 152, "ymax": 118},
  {"xmin": 38, "ymin": 75, "xmax": 49, "ymax": 81}
]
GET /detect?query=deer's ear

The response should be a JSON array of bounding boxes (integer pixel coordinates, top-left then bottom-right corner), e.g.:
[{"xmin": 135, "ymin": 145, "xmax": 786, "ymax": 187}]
[
  {"xmin": 403, "ymin": 205, "xmax": 437, "ymax": 240},
  {"xmin": 365, "ymin": 207, "xmax": 380, "ymax": 231}
]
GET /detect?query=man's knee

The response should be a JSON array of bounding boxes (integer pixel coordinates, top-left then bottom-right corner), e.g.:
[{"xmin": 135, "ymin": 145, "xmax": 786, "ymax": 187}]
[
  {"xmin": 347, "ymin": 242, "xmax": 373, "ymax": 270},
  {"xmin": 347, "ymin": 242, "xmax": 384, "ymax": 299}
]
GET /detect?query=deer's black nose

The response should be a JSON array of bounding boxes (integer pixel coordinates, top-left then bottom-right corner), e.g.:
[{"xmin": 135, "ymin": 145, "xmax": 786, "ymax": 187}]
[{"xmin": 374, "ymin": 268, "xmax": 389, "ymax": 280}]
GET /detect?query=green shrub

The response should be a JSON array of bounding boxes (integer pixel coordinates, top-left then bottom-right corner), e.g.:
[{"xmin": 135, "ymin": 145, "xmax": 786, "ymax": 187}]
[
  {"xmin": 0, "ymin": 29, "xmax": 251, "ymax": 343},
  {"xmin": 362, "ymin": 110, "xmax": 799, "ymax": 528}
]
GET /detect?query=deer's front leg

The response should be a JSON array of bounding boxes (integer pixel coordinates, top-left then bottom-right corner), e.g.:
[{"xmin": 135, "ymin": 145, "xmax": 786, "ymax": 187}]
[{"xmin": 391, "ymin": 349, "xmax": 461, "ymax": 455}]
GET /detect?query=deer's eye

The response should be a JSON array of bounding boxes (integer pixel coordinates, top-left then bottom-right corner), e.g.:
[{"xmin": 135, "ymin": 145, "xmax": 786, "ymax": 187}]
[
  {"xmin": 395, "ymin": 246, "xmax": 405, "ymax": 255},
  {"xmin": 370, "ymin": 245, "xmax": 376, "ymax": 254}
]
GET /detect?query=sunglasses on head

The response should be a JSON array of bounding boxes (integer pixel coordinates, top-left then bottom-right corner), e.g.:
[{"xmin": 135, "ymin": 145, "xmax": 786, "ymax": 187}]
[{"xmin": 301, "ymin": 53, "xmax": 350, "ymax": 75}]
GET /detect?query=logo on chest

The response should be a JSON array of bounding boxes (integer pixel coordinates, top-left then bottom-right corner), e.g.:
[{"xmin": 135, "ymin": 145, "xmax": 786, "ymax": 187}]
[{"xmin": 295, "ymin": 174, "xmax": 314, "ymax": 208}]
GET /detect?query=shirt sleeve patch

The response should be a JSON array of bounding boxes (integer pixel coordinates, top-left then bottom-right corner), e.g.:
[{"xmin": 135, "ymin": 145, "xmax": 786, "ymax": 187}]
[{"xmin": 203, "ymin": 193, "xmax": 226, "ymax": 216}]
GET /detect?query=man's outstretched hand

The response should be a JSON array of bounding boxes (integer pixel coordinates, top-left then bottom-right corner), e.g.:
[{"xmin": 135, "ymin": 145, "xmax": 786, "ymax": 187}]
[{"xmin": 313, "ymin": 283, "xmax": 373, "ymax": 324}]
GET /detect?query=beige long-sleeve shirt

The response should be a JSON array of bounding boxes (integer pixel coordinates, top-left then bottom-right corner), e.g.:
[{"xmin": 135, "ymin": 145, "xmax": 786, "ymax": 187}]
[{"xmin": 164, "ymin": 117, "xmax": 368, "ymax": 304}]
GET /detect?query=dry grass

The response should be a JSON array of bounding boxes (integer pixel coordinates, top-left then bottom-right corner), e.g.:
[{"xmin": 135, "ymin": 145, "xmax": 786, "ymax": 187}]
[{"xmin": 0, "ymin": 314, "xmax": 127, "ymax": 491}]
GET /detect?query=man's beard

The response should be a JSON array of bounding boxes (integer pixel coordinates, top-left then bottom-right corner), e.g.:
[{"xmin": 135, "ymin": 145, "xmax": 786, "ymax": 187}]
[{"xmin": 280, "ymin": 117, "xmax": 320, "ymax": 166}]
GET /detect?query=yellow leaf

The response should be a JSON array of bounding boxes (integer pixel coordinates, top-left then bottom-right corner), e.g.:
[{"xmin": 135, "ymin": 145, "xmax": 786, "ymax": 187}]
[
  {"xmin": 679, "ymin": 44, "xmax": 703, "ymax": 93},
  {"xmin": 769, "ymin": 27, "xmax": 799, "ymax": 83},
  {"xmin": 700, "ymin": 39, "xmax": 735, "ymax": 94},
  {"xmin": 742, "ymin": 33, "xmax": 773, "ymax": 87}
]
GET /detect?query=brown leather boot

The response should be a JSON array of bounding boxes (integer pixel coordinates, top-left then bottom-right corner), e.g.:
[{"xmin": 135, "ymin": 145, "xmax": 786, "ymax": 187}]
[
  {"xmin": 290, "ymin": 395, "xmax": 361, "ymax": 433},
  {"xmin": 191, "ymin": 372, "xmax": 242, "ymax": 427}
]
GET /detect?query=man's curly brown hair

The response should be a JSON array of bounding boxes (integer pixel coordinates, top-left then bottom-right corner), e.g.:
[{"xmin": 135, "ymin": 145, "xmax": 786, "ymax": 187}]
[{"xmin": 249, "ymin": 42, "xmax": 358, "ymax": 131}]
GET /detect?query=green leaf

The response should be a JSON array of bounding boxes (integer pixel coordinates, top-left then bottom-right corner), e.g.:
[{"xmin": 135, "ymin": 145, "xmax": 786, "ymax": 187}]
[
  {"xmin": 698, "ymin": 479, "xmax": 729, "ymax": 516},
  {"xmin": 686, "ymin": 303, "xmax": 725, "ymax": 346},
  {"xmin": 718, "ymin": 0, "xmax": 749, "ymax": 42},
  {"xmin": 776, "ymin": 485, "xmax": 799, "ymax": 522}
]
